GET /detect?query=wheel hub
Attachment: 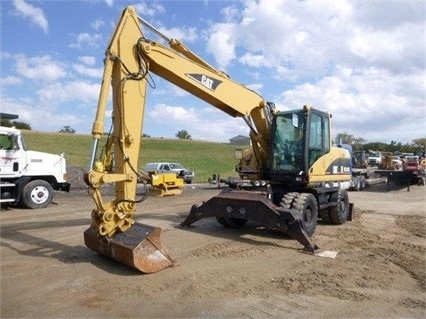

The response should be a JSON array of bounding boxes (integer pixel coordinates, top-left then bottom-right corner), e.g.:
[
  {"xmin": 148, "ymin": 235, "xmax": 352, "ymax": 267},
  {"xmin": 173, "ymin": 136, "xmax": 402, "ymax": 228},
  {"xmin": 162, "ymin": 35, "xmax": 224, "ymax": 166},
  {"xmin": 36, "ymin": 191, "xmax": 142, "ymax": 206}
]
[{"xmin": 31, "ymin": 187, "xmax": 49, "ymax": 204}]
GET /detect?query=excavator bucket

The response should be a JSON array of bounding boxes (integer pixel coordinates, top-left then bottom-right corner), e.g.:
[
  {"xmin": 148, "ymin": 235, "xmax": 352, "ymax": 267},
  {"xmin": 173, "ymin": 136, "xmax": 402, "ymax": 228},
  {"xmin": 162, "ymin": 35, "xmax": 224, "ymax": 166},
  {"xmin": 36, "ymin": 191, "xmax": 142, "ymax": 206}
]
[{"xmin": 84, "ymin": 222, "xmax": 173, "ymax": 273}]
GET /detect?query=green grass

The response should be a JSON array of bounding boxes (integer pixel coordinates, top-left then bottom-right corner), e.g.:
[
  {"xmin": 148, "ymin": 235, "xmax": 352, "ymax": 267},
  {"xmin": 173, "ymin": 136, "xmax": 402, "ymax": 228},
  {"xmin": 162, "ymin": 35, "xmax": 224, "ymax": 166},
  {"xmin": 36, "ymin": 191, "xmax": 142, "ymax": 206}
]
[{"xmin": 22, "ymin": 130, "xmax": 247, "ymax": 183}]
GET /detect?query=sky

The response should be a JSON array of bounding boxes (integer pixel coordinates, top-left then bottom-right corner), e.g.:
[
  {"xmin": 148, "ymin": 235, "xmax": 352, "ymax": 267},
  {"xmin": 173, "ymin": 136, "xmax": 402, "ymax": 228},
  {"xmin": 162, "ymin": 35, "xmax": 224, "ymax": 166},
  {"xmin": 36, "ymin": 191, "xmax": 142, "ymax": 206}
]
[{"xmin": 0, "ymin": 0, "xmax": 425, "ymax": 144}]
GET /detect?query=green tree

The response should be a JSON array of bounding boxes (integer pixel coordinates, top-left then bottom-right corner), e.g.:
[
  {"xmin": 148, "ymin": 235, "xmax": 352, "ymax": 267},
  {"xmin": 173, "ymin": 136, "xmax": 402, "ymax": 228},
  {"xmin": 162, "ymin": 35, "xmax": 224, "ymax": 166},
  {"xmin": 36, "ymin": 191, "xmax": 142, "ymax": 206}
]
[
  {"xmin": 176, "ymin": 129, "xmax": 192, "ymax": 140},
  {"xmin": 412, "ymin": 137, "xmax": 426, "ymax": 155},
  {"xmin": 335, "ymin": 132, "xmax": 366, "ymax": 151},
  {"xmin": 0, "ymin": 119, "xmax": 32, "ymax": 130},
  {"xmin": 59, "ymin": 126, "xmax": 76, "ymax": 134}
]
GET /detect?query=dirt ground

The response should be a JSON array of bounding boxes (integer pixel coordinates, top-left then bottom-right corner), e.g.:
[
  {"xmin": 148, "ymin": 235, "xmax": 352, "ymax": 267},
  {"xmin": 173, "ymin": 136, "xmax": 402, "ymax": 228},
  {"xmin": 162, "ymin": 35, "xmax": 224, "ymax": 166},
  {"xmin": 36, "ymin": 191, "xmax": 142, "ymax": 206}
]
[{"xmin": 1, "ymin": 172, "xmax": 425, "ymax": 318}]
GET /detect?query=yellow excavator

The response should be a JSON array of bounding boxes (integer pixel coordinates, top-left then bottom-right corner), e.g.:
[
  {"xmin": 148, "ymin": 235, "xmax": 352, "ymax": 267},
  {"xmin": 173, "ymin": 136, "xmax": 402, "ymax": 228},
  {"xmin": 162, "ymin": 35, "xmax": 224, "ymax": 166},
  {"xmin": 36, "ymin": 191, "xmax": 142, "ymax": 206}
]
[{"xmin": 84, "ymin": 6, "xmax": 352, "ymax": 273}]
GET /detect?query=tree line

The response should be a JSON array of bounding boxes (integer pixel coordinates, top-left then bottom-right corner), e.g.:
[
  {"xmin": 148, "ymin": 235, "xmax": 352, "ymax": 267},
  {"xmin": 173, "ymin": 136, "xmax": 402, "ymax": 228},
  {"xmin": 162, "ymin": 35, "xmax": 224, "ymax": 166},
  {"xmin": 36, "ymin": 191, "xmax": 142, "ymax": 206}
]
[{"xmin": 336, "ymin": 132, "xmax": 426, "ymax": 155}]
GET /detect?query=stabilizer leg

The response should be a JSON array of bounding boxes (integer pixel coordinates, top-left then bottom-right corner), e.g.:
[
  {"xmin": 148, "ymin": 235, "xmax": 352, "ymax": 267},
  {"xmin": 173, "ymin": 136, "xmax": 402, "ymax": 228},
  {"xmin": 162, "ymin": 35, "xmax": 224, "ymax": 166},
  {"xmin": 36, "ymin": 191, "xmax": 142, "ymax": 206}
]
[{"xmin": 179, "ymin": 190, "xmax": 320, "ymax": 253}]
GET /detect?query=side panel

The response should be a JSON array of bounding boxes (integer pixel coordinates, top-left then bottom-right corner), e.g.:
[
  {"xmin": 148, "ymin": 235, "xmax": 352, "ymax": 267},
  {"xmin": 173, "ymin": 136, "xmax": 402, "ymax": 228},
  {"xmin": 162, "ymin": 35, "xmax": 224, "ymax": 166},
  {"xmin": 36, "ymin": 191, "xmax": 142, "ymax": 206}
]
[{"xmin": 308, "ymin": 146, "xmax": 352, "ymax": 183}]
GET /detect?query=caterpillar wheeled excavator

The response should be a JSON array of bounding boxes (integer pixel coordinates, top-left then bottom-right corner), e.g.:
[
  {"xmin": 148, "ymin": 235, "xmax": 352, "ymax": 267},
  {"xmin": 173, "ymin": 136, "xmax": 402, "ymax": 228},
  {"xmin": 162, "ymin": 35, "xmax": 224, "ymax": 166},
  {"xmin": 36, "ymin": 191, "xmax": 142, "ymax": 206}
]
[{"xmin": 84, "ymin": 6, "xmax": 352, "ymax": 273}]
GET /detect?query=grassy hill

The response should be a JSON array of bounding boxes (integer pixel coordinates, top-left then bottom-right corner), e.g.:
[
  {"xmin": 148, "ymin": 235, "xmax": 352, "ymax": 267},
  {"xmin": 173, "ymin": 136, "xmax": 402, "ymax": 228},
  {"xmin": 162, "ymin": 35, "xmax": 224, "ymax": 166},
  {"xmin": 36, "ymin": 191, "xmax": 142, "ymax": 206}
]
[{"xmin": 22, "ymin": 131, "xmax": 247, "ymax": 183}]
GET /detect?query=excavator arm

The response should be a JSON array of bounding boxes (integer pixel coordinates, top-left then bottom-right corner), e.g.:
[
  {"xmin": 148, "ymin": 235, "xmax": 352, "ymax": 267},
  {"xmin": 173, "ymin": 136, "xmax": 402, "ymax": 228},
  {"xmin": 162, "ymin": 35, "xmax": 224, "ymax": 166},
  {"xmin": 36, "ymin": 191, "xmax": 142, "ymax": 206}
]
[{"xmin": 84, "ymin": 6, "xmax": 319, "ymax": 273}]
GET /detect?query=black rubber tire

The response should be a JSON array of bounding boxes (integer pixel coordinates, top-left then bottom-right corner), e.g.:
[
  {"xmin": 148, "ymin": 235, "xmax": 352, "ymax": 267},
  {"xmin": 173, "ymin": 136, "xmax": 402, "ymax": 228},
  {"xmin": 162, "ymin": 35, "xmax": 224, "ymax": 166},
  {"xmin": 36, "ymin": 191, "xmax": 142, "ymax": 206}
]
[
  {"xmin": 279, "ymin": 192, "xmax": 300, "ymax": 209},
  {"xmin": 319, "ymin": 208, "xmax": 332, "ymax": 223},
  {"xmin": 216, "ymin": 217, "xmax": 247, "ymax": 228},
  {"xmin": 359, "ymin": 176, "xmax": 366, "ymax": 190},
  {"xmin": 293, "ymin": 193, "xmax": 318, "ymax": 237},
  {"xmin": 353, "ymin": 176, "xmax": 361, "ymax": 191},
  {"xmin": 281, "ymin": 192, "xmax": 318, "ymax": 237},
  {"xmin": 328, "ymin": 189, "xmax": 349, "ymax": 225},
  {"xmin": 21, "ymin": 180, "xmax": 54, "ymax": 209}
]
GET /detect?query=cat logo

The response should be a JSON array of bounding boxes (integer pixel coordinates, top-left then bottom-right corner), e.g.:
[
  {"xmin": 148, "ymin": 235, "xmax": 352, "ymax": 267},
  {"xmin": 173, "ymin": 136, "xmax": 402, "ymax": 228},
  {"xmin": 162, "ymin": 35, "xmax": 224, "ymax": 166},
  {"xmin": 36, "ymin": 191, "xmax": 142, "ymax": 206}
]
[{"xmin": 186, "ymin": 73, "xmax": 222, "ymax": 91}]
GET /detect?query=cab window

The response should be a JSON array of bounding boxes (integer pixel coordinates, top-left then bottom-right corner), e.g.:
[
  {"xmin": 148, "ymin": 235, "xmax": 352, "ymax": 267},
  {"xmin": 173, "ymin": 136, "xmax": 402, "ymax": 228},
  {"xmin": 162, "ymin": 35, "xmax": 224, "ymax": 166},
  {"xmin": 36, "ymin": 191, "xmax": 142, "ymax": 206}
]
[
  {"xmin": 0, "ymin": 134, "xmax": 19, "ymax": 150},
  {"xmin": 308, "ymin": 113, "xmax": 330, "ymax": 167}
]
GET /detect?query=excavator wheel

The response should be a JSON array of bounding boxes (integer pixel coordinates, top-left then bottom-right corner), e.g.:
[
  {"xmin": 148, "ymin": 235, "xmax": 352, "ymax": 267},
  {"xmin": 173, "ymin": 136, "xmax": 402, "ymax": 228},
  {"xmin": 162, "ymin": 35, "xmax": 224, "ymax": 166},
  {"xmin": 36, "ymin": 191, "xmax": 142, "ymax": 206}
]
[
  {"xmin": 319, "ymin": 208, "xmax": 332, "ymax": 224},
  {"xmin": 280, "ymin": 192, "xmax": 318, "ymax": 237},
  {"xmin": 328, "ymin": 189, "xmax": 350, "ymax": 225},
  {"xmin": 216, "ymin": 217, "xmax": 247, "ymax": 228}
]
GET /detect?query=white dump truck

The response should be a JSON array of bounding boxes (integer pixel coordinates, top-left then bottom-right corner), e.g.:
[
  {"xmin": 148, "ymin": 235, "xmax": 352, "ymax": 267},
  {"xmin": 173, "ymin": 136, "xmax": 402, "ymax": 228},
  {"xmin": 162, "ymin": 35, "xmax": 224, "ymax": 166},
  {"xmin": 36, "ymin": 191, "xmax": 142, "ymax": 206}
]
[{"xmin": 0, "ymin": 126, "xmax": 70, "ymax": 209}]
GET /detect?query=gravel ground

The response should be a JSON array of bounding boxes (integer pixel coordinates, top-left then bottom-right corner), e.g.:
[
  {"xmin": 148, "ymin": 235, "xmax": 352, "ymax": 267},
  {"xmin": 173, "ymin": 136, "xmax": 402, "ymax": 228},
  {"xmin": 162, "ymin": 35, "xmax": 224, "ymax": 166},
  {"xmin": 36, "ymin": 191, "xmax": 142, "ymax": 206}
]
[{"xmin": 1, "ymin": 166, "xmax": 425, "ymax": 318}]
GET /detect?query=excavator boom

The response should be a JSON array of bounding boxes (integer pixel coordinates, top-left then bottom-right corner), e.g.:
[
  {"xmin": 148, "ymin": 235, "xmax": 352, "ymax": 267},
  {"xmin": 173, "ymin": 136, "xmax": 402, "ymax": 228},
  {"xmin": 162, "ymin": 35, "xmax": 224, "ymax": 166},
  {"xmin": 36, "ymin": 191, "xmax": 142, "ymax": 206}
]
[{"xmin": 84, "ymin": 7, "xmax": 174, "ymax": 273}]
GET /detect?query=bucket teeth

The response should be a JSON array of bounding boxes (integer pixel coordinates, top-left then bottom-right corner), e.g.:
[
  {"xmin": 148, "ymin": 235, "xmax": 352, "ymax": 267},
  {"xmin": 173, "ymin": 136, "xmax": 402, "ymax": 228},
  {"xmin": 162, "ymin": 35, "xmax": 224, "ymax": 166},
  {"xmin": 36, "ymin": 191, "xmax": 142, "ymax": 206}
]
[{"xmin": 84, "ymin": 222, "xmax": 173, "ymax": 273}]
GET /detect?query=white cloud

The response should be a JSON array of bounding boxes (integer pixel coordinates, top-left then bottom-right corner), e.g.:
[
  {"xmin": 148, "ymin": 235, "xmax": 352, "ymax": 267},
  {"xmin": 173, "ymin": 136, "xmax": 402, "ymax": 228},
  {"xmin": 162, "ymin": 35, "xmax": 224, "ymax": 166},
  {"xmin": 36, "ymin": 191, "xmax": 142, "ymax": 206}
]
[
  {"xmin": 104, "ymin": 0, "xmax": 114, "ymax": 8},
  {"xmin": 239, "ymin": 53, "xmax": 266, "ymax": 67},
  {"xmin": 149, "ymin": 104, "xmax": 197, "ymax": 123},
  {"xmin": 69, "ymin": 33, "xmax": 103, "ymax": 49},
  {"xmin": 72, "ymin": 64, "xmax": 103, "ymax": 78},
  {"xmin": 0, "ymin": 76, "xmax": 22, "ymax": 86},
  {"xmin": 206, "ymin": 23, "xmax": 236, "ymax": 68},
  {"xmin": 221, "ymin": 5, "xmax": 239, "ymax": 22},
  {"xmin": 90, "ymin": 19, "xmax": 105, "ymax": 31},
  {"xmin": 349, "ymin": 28, "xmax": 404, "ymax": 63},
  {"xmin": 245, "ymin": 83, "xmax": 263, "ymax": 92},
  {"xmin": 37, "ymin": 81, "xmax": 100, "ymax": 104},
  {"xmin": 13, "ymin": 0, "xmax": 48, "ymax": 33},
  {"xmin": 78, "ymin": 56, "xmax": 96, "ymax": 66},
  {"xmin": 134, "ymin": 2, "xmax": 165, "ymax": 17},
  {"xmin": 198, "ymin": 0, "xmax": 425, "ymax": 143},
  {"xmin": 15, "ymin": 55, "xmax": 67, "ymax": 81},
  {"xmin": 158, "ymin": 27, "xmax": 198, "ymax": 43},
  {"xmin": 277, "ymin": 65, "xmax": 425, "ymax": 143}
]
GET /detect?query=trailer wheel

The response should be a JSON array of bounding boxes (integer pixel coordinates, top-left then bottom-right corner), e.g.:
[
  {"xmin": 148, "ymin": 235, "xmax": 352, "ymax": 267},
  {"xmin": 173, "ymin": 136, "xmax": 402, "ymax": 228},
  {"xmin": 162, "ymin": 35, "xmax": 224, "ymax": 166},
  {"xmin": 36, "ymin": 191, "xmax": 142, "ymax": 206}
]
[
  {"xmin": 359, "ymin": 176, "xmax": 366, "ymax": 190},
  {"xmin": 216, "ymin": 217, "xmax": 247, "ymax": 228},
  {"xmin": 328, "ymin": 189, "xmax": 349, "ymax": 225},
  {"xmin": 21, "ymin": 180, "xmax": 54, "ymax": 209},
  {"xmin": 353, "ymin": 176, "xmax": 361, "ymax": 191}
]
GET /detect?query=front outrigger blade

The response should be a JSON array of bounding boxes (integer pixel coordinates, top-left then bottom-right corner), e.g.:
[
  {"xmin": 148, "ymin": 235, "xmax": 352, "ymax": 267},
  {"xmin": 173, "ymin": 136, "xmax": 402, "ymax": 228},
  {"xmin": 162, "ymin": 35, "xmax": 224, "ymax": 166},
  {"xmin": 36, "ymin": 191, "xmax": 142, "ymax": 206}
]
[
  {"xmin": 180, "ymin": 189, "xmax": 320, "ymax": 254},
  {"xmin": 84, "ymin": 222, "xmax": 173, "ymax": 273}
]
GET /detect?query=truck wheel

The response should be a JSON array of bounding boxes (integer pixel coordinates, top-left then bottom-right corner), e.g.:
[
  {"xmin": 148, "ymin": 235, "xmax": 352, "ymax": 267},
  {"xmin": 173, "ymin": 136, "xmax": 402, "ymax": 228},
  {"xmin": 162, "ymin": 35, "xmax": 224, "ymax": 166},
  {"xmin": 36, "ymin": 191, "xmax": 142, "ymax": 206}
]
[
  {"xmin": 281, "ymin": 193, "xmax": 318, "ymax": 237},
  {"xmin": 216, "ymin": 217, "xmax": 247, "ymax": 228},
  {"xmin": 359, "ymin": 176, "xmax": 366, "ymax": 190},
  {"xmin": 328, "ymin": 189, "xmax": 349, "ymax": 225},
  {"xmin": 21, "ymin": 180, "xmax": 54, "ymax": 209}
]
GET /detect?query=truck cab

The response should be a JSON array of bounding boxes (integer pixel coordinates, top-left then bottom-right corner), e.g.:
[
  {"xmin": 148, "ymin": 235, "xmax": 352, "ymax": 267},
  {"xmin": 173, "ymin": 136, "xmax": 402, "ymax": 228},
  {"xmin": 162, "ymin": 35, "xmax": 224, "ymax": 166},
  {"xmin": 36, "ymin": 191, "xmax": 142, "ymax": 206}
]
[
  {"xmin": 0, "ymin": 126, "xmax": 70, "ymax": 208},
  {"xmin": 368, "ymin": 151, "xmax": 382, "ymax": 166}
]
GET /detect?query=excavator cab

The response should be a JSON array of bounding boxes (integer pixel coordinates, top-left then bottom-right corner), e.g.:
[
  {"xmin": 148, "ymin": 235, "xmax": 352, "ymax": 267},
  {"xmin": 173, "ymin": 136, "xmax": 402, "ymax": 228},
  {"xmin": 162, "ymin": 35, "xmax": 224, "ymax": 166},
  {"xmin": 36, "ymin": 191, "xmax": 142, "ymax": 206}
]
[{"xmin": 269, "ymin": 105, "xmax": 332, "ymax": 185}]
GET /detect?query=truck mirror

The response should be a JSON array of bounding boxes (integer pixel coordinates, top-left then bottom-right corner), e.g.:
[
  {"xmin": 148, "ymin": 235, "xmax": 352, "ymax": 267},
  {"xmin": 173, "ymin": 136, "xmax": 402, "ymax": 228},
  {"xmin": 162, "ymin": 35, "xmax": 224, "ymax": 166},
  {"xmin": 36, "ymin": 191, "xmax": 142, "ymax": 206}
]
[{"xmin": 234, "ymin": 149, "xmax": 243, "ymax": 160}]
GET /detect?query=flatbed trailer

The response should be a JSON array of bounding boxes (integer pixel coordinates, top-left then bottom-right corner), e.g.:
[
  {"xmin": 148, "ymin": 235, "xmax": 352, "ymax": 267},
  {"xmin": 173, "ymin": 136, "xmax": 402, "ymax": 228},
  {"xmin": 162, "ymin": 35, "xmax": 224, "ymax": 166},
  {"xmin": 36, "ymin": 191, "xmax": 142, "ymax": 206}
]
[{"xmin": 374, "ymin": 169, "xmax": 425, "ymax": 191}]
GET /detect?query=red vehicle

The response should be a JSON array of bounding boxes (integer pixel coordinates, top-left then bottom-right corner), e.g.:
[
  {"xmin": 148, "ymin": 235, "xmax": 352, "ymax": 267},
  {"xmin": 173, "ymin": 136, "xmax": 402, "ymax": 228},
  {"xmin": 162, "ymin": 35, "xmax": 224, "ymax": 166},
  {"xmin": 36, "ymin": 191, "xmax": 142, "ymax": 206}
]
[{"xmin": 403, "ymin": 155, "xmax": 420, "ymax": 172}]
